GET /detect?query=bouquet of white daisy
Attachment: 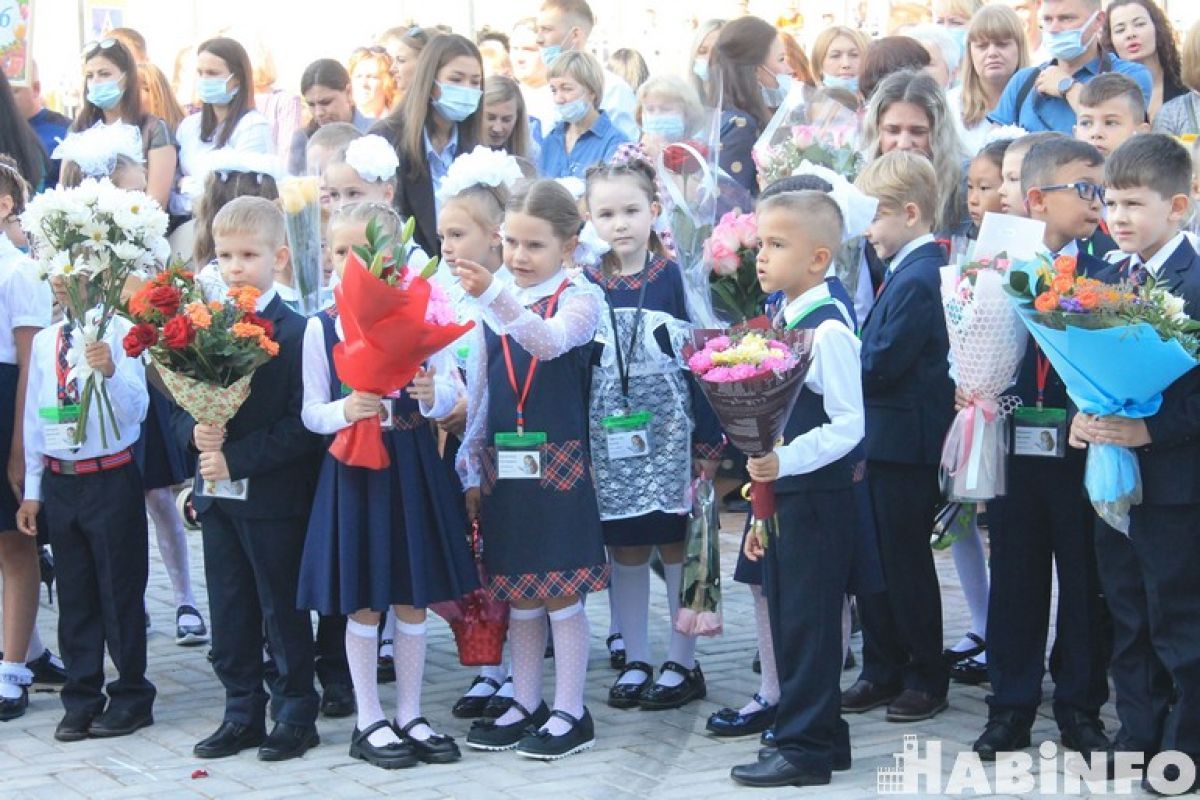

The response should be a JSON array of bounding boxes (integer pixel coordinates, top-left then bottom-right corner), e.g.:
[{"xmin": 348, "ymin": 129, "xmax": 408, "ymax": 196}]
[{"xmin": 21, "ymin": 178, "xmax": 169, "ymax": 447}]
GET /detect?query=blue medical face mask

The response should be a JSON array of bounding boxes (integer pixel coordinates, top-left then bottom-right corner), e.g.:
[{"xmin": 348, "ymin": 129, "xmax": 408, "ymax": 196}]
[
  {"xmin": 197, "ymin": 75, "xmax": 238, "ymax": 105},
  {"xmin": 87, "ymin": 78, "xmax": 124, "ymax": 110},
  {"xmin": 642, "ymin": 112, "xmax": 686, "ymax": 139},
  {"xmin": 945, "ymin": 27, "xmax": 968, "ymax": 57},
  {"xmin": 1045, "ymin": 11, "xmax": 1099, "ymax": 62},
  {"xmin": 556, "ymin": 96, "xmax": 591, "ymax": 124},
  {"xmin": 540, "ymin": 44, "xmax": 563, "ymax": 67},
  {"xmin": 693, "ymin": 58, "xmax": 710, "ymax": 83},
  {"xmin": 433, "ymin": 82, "xmax": 482, "ymax": 122},
  {"xmin": 760, "ymin": 72, "xmax": 793, "ymax": 108},
  {"xmin": 822, "ymin": 74, "xmax": 859, "ymax": 94}
]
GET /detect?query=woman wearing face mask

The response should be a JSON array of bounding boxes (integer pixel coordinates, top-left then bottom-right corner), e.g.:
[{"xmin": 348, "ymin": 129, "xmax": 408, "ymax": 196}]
[
  {"xmin": 811, "ymin": 26, "xmax": 870, "ymax": 100},
  {"xmin": 952, "ymin": 5, "xmax": 1029, "ymax": 154},
  {"xmin": 287, "ymin": 59, "xmax": 374, "ymax": 175},
  {"xmin": 933, "ymin": 0, "xmax": 983, "ymax": 48},
  {"xmin": 372, "ymin": 34, "xmax": 484, "ymax": 256},
  {"xmin": 688, "ymin": 19, "xmax": 725, "ymax": 101},
  {"xmin": 634, "ymin": 76, "xmax": 706, "ymax": 162},
  {"xmin": 67, "ymin": 39, "xmax": 176, "ymax": 209},
  {"xmin": 708, "ymin": 16, "xmax": 793, "ymax": 196},
  {"xmin": 1102, "ymin": 0, "xmax": 1185, "ymax": 121},
  {"xmin": 173, "ymin": 37, "xmax": 272, "ymax": 215},
  {"xmin": 537, "ymin": 50, "xmax": 630, "ymax": 180}
]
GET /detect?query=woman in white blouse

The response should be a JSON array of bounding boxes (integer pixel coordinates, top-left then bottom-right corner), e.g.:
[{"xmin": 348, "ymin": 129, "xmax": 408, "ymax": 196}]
[
  {"xmin": 173, "ymin": 37, "xmax": 272, "ymax": 214},
  {"xmin": 949, "ymin": 5, "xmax": 1028, "ymax": 155}
]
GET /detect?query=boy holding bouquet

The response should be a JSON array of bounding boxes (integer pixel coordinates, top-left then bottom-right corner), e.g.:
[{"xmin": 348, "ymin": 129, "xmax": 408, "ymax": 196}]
[
  {"xmin": 1071, "ymin": 134, "xmax": 1200, "ymax": 785},
  {"xmin": 172, "ymin": 197, "xmax": 324, "ymax": 762},
  {"xmin": 730, "ymin": 190, "xmax": 865, "ymax": 789}
]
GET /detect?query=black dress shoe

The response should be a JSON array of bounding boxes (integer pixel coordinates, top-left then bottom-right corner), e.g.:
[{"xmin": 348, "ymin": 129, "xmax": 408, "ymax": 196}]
[
  {"xmin": 0, "ymin": 688, "xmax": 28, "ymax": 721},
  {"xmin": 194, "ymin": 720, "xmax": 268, "ymax": 758},
  {"xmin": 605, "ymin": 634, "xmax": 625, "ymax": 670},
  {"xmin": 175, "ymin": 605, "xmax": 210, "ymax": 646},
  {"xmin": 706, "ymin": 693, "xmax": 777, "ymax": 737},
  {"xmin": 639, "ymin": 661, "xmax": 706, "ymax": 710},
  {"xmin": 1059, "ymin": 711, "xmax": 1110, "ymax": 758},
  {"xmin": 607, "ymin": 661, "xmax": 653, "ymax": 709},
  {"xmin": 886, "ymin": 689, "xmax": 948, "ymax": 722},
  {"xmin": 466, "ymin": 700, "xmax": 550, "ymax": 751},
  {"xmin": 452, "ymin": 676, "xmax": 501, "ymax": 719},
  {"xmin": 515, "ymin": 708, "xmax": 595, "ymax": 760},
  {"xmin": 942, "ymin": 632, "xmax": 986, "ymax": 664},
  {"xmin": 26, "ymin": 649, "xmax": 67, "ymax": 686},
  {"xmin": 731, "ymin": 752, "xmax": 831, "ymax": 788},
  {"xmin": 950, "ymin": 656, "xmax": 989, "ymax": 685},
  {"xmin": 481, "ymin": 677, "xmax": 514, "ymax": 719},
  {"xmin": 89, "ymin": 708, "xmax": 154, "ymax": 738},
  {"xmin": 320, "ymin": 683, "xmax": 356, "ymax": 718},
  {"xmin": 398, "ymin": 716, "xmax": 461, "ymax": 764},
  {"xmin": 841, "ymin": 679, "xmax": 900, "ymax": 714},
  {"xmin": 349, "ymin": 720, "xmax": 417, "ymax": 769},
  {"xmin": 756, "ymin": 746, "xmax": 851, "ymax": 772},
  {"xmin": 973, "ymin": 711, "xmax": 1033, "ymax": 761},
  {"xmin": 760, "ymin": 726, "xmax": 775, "ymax": 747},
  {"xmin": 258, "ymin": 721, "xmax": 319, "ymax": 761},
  {"xmin": 54, "ymin": 710, "xmax": 96, "ymax": 742}
]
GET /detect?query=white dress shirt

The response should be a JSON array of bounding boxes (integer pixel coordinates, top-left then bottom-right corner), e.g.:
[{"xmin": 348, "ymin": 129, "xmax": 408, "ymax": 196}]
[
  {"xmin": 887, "ymin": 233, "xmax": 938, "ymax": 275},
  {"xmin": 23, "ymin": 316, "xmax": 148, "ymax": 501},
  {"xmin": 773, "ymin": 282, "xmax": 865, "ymax": 480},
  {"xmin": 0, "ymin": 235, "xmax": 51, "ymax": 364}
]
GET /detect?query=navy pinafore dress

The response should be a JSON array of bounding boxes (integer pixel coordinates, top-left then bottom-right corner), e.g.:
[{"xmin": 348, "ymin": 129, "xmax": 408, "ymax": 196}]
[
  {"xmin": 479, "ymin": 290, "xmax": 608, "ymax": 600},
  {"xmin": 297, "ymin": 309, "xmax": 479, "ymax": 615}
]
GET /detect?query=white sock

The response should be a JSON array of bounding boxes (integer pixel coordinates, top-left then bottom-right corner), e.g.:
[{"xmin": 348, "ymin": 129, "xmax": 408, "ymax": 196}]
[
  {"xmin": 740, "ymin": 585, "xmax": 779, "ymax": 713},
  {"xmin": 346, "ymin": 619, "xmax": 399, "ymax": 747},
  {"xmin": 951, "ymin": 523, "xmax": 989, "ymax": 651},
  {"xmin": 610, "ymin": 562, "xmax": 650, "ymax": 685},
  {"xmin": 544, "ymin": 602, "xmax": 589, "ymax": 736},
  {"xmin": 842, "ymin": 597, "xmax": 852, "ymax": 659},
  {"xmin": 494, "ymin": 607, "xmax": 547, "ymax": 727},
  {"xmin": 0, "ymin": 661, "xmax": 32, "ymax": 700},
  {"xmin": 467, "ymin": 662, "xmax": 508, "ymax": 698},
  {"xmin": 394, "ymin": 619, "xmax": 432, "ymax": 740},
  {"xmin": 146, "ymin": 487, "xmax": 197, "ymax": 609},
  {"xmin": 25, "ymin": 628, "xmax": 46, "ymax": 663},
  {"xmin": 659, "ymin": 560, "xmax": 696, "ymax": 688}
]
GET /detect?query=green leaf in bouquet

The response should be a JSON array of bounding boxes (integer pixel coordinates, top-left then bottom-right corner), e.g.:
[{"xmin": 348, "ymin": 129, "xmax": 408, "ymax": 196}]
[
  {"xmin": 400, "ymin": 216, "xmax": 416, "ymax": 247},
  {"xmin": 1005, "ymin": 270, "xmax": 1031, "ymax": 298},
  {"xmin": 419, "ymin": 255, "xmax": 441, "ymax": 281}
]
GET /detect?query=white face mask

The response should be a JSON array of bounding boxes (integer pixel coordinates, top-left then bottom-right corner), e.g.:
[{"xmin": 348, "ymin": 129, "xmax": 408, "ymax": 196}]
[{"xmin": 760, "ymin": 73, "xmax": 793, "ymax": 108}]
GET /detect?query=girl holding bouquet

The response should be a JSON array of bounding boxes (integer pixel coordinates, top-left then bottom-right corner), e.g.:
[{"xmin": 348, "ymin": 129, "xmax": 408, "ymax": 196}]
[
  {"xmin": 582, "ymin": 156, "xmax": 723, "ymax": 712},
  {"xmin": 297, "ymin": 202, "xmax": 478, "ymax": 769},
  {"xmin": 454, "ymin": 179, "xmax": 608, "ymax": 760}
]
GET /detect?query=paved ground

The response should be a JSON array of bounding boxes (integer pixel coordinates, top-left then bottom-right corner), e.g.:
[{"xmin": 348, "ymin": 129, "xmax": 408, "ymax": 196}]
[{"xmin": 0, "ymin": 504, "xmax": 1153, "ymax": 800}]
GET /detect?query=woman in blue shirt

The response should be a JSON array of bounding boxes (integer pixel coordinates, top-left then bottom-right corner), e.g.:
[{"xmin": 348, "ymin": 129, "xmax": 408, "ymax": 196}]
[{"xmin": 538, "ymin": 51, "xmax": 630, "ymax": 179}]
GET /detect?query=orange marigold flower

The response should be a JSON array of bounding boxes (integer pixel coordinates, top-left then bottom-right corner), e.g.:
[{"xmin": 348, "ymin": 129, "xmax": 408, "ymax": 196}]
[
  {"xmin": 1053, "ymin": 254, "xmax": 1077, "ymax": 275},
  {"xmin": 1034, "ymin": 292, "xmax": 1060, "ymax": 312},
  {"xmin": 258, "ymin": 335, "xmax": 280, "ymax": 356},
  {"xmin": 1051, "ymin": 275, "xmax": 1075, "ymax": 294},
  {"xmin": 231, "ymin": 322, "xmax": 266, "ymax": 339},
  {"xmin": 185, "ymin": 302, "xmax": 213, "ymax": 329},
  {"xmin": 228, "ymin": 285, "xmax": 261, "ymax": 313},
  {"xmin": 1076, "ymin": 288, "xmax": 1100, "ymax": 310}
]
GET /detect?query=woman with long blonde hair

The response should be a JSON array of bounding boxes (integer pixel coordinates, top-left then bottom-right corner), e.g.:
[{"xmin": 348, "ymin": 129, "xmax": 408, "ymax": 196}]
[{"xmin": 950, "ymin": 4, "xmax": 1029, "ymax": 154}]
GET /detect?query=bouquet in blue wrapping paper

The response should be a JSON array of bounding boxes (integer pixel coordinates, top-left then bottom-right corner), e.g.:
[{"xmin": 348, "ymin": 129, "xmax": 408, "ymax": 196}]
[{"xmin": 1005, "ymin": 252, "xmax": 1200, "ymax": 532}]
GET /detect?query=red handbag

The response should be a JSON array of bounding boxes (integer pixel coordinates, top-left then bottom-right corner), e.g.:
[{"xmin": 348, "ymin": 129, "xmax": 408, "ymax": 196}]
[{"xmin": 429, "ymin": 521, "xmax": 509, "ymax": 666}]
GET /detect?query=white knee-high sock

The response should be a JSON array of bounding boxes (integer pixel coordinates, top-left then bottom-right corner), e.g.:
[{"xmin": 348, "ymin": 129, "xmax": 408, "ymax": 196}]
[
  {"xmin": 951, "ymin": 524, "xmax": 989, "ymax": 649},
  {"xmin": 379, "ymin": 607, "xmax": 396, "ymax": 659},
  {"xmin": 25, "ymin": 627, "xmax": 46, "ymax": 662},
  {"xmin": 610, "ymin": 562, "xmax": 650, "ymax": 684},
  {"xmin": 346, "ymin": 619, "xmax": 399, "ymax": 747},
  {"xmin": 394, "ymin": 619, "xmax": 433, "ymax": 740},
  {"xmin": 659, "ymin": 561, "xmax": 697, "ymax": 687},
  {"xmin": 494, "ymin": 607, "xmax": 548, "ymax": 727},
  {"xmin": 146, "ymin": 487, "xmax": 197, "ymax": 609},
  {"xmin": 740, "ymin": 585, "xmax": 780, "ymax": 713},
  {"xmin": 544, "ymin": 602, "xmax": 589, "ymax": 736}
]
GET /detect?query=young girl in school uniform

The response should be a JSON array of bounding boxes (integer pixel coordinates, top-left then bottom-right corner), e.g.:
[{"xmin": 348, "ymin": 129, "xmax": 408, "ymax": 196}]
[
  {"xmin": 454, "ymin": 179, "xmax": 608, "ymax": 760},
  {"xmin": 0, "ymin": 157, "xmax": 56, "ymax": 720},
  {"xmin": 582, "ymin": 155, "xmax": 722, "ymax": 710},
  {"xmin": 297, "ymin": 201, "xmax": 479, "ymax": 769}
]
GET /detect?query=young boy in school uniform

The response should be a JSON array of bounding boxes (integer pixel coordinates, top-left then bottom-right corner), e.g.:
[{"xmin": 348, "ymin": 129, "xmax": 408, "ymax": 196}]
[
  {"xmin": 1072, "ymin": 134, "xmax": 1200, "ymax": 787},
  {"xmin": 173, "ymin": 197, "xmax": 324, "ymax": 762},
  {"xmin": 842, "ymin": 151, "xmax": 954, "ymax": 722},
  {"xmin": 17, "ymin": 278, "xmax": 153, "ymax": 741},
  {"xmin": 729, "ymin": 191, "xmax": 866, "ymax": 789},
  {"xmin": 973, "ymin": 138, "xmax": 1113, "ymax": 760}
]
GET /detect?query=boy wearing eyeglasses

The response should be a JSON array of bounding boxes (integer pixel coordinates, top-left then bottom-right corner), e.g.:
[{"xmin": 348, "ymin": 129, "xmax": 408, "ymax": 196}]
[{"xmin": 971, "ymin": 137, "xmax": 1113, "ymax": 763}]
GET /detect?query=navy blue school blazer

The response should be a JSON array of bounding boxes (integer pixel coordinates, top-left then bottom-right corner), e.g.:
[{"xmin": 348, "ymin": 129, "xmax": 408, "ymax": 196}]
[
  {"xmin": 171, "ymin": 294, "xmax": 323, "ymax": 520},
  {"xmin": 859, "ymin": 240, "xmax": 955, "ymax": 466}
]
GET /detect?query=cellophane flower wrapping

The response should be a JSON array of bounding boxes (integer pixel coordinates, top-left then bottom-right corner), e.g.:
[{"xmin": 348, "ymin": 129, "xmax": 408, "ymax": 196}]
[
  {"xmin": 752, "ymin": 88, "xmax": 864, "ymax": 186},
  {"xmin": 329, "ymin": 251, "xmax": 473, "ymax": 470},
  {"xmin": 278, "ymin": 175, "xmax": 323, "ymax": 315},
  {"xmin": 939, "ymin": 262, "xmax": 1028, "ymax": 500},
  {"xmin": 428, "ymin": 520, "xmax": 508, "ymax": 666},
  {"xmin": 675, "ymin": 479, "xmax": 723, "ymax": 637},
  {"xmin": 705, "ymin": 210, "xmax": 764, "ymax": 324}
]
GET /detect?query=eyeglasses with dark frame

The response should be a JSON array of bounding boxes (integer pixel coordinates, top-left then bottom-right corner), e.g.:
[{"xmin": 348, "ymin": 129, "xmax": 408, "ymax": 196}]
[{"xmin": 1035, "ymin": 181, "xmax": 1106, "ymax": 203}]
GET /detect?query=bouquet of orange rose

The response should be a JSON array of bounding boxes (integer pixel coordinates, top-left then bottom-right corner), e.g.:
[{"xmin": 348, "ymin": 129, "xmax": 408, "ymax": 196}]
[{"xmin": 124, "ymin": 268, "xmax": 279, "ymax": 476}]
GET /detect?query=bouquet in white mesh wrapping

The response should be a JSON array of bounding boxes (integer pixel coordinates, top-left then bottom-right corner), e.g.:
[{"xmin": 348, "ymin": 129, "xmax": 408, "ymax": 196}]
[{"xmin": 939, "ymin": 256, "xmax": 1029, "ymax": 500}]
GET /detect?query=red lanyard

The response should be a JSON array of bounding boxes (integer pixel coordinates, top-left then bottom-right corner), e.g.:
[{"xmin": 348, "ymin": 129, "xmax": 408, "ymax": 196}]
[
  {"xmin": 56, "ymin": 327, "xmax": 77, "ymax": 404},
  {"xmin": 500, "ymin": 280, "xmax": 569, "ymax": 434},
  {"xmin": 1035, "ymin": 346, "xmax": 1050, "ymax": 410}
]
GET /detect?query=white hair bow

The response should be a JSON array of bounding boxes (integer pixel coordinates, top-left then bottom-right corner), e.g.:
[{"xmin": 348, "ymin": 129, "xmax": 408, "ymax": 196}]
[{"xmin": 789, "ymin": 160, "xmax": 879, "ymax": 242}]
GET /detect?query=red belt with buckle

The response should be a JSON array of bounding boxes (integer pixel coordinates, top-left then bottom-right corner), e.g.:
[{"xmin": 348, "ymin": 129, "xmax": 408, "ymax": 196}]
[{"xmin": 44, "ymin": 448, "xmax": 133, "ymax": 476}]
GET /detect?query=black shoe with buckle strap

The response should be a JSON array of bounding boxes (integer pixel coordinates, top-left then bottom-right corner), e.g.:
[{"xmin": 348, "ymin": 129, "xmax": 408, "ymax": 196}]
[
  {"xmin": 608, "ymin": 662, "xmax": 653, "ymax": 709},
  {"xmin": 639, "ymin": 661, "xmax": 706, "ymax": 710},
  {"xmin": 706, "ymin": 693, "xmax": 777, "ymax": 737},
  {"xmin": 606, "ymin": 634, "xmax": 625, "ymax": 670},
  {"xmin": 515, "ymin": 708, "xmax": 595, "ymax": 760},
  {"xmin": 943, "ymin": 632, "xmax": 986, "ymax": 664},
  {"xmin": 466, "ymin": 700, "xmax": 550, "ymax": 751},
  {"xmin": 452, "ymin": 676, "xmax": 502, "ymax": 719},
  {"xmin": 481, "ymin": 677, "xmax": 515, "ymax": 719},
  {"xmin": 175, "ymin": 605, "xmax": 209, "ymax": 646},
  {"xmin": 348, "ymin": 720, "xmax": 417, "ymax": 769},
  {"xmin": 397, "ymin": 716, "xmax": 461, "ymax": 764}
]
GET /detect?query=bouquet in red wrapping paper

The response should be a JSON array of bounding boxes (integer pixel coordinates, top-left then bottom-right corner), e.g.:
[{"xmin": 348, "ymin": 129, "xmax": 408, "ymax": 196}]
[
  {"xmin": 331, "ymin": 217, "xmax": 474, "ymax": 469},
  {"xmin": 683, "ymin": 324, "xmax": 815, "ymax": 547},
  {"xmin": 429, "ymin": 520, "xmax": 509, "ymax": 666}
]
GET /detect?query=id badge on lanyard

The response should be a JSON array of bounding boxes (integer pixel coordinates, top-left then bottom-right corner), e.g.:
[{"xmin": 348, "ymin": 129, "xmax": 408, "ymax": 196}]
[
  {"xmin": 602, "ymin": 276, "xmax": 653, "ymax": 459},
  {"xmin": 1012, "ymin": 349, "xmax": 1066, "ymax": 458},
  {"xmin": 43, "ymin": 328, "xmax": 82, "ymax": 450}
]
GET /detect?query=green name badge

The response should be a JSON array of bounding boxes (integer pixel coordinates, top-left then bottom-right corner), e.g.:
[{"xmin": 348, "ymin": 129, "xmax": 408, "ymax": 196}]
[
  {"xmin": 39, "ymin": 404, "xmax": 80, "ymax": 424},
  {"xmin": 1012, "ymin": 406, "xmax": 1067, "ymax": 458},
  {"xmin": 495, "ymin": 431, "xmax": 546, "ymax": 480},
  {"xmin": 602, "ymin": 410, "xmax": 652, "ymax": 460}
]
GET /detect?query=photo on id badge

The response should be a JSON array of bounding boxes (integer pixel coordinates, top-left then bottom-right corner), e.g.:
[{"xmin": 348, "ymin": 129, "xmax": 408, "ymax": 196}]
[
  {"xmin": 199, "ymin": 478, "xmax": 249, "ymax": 500},
  {"xmin": 1012, "ymin": 406, "xmax": 1067, "ymax": 458},
  {"xmin": 496, "ymin": 431, "xmax": 545, "ymax": 479}
]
